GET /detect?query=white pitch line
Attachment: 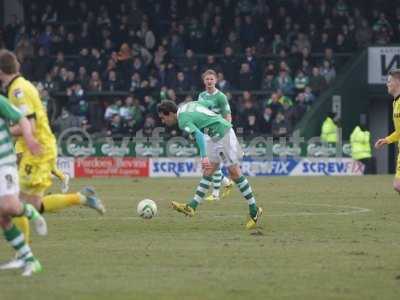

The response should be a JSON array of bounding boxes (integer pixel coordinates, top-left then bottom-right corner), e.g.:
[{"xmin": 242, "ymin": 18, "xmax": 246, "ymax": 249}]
[{"xmin": 45, "ymin": 202, "xmax": 371, "ymax": 220}]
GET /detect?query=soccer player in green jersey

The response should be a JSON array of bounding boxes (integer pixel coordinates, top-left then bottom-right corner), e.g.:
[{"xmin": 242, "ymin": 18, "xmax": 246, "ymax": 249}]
[
  {"xmin": 0, "ymin": 95, "xmax": 47, "ymax": 276},
  {"xmin": 197, "ymin": 69, "xmax": 233, "ymax": 201},
  {"xmin": 158, "ymin": 100, "xmax": 263, "ymax": 229}
]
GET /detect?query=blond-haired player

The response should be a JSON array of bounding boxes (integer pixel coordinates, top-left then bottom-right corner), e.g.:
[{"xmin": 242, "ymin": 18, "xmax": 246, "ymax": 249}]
[
  {"xmin": 197, "ymin": 69, "xmax": 233, "ymax": 201},
  {"xmin": 376, "ymin": 68, "xmax": 400, "ymax": 191},
  {"xmin": 0, "ymin": 49, "xmax": 105, "ymax": 270}
]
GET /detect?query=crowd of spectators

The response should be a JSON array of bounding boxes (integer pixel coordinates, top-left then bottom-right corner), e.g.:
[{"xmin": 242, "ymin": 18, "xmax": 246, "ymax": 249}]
[{"xmin": 0, "ymin": 0, "xmax": 399, "ymax": 139}]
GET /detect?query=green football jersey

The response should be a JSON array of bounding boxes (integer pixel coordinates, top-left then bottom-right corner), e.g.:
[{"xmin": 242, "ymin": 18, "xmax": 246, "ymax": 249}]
[
  {"xmin": 197, "ymin": 89, "xmax": 231, "ymax": 117},
  {"xmin": 177, "ymin": 102, "xmax": 231, "ymax": 140},
  {"xmin": 0, "ymin": 95, "xmax": 22, "ymax": 167}
]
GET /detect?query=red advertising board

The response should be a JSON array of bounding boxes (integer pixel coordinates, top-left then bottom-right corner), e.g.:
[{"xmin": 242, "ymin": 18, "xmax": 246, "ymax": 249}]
[{"xmin": 75, "ymin": 157, "xmax": 149, "ymax": 177}]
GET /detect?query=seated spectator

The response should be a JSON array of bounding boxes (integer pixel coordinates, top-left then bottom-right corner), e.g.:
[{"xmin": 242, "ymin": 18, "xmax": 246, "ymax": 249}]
[
  {"xmin": 309, "ymin": 67, "xmax": 327, "ymax": 96},
  {"xmin": 66, "ymin": 83, "xmax": 89, "ymax": 120},
  {"xmin": 372, "ymin": 12, "xmax": 393, "ymax": 38},
  {"xmin": 57, "ymin": 67, "xmax": 69, "ymax": 91},
  {"xmin": 202, "ymin": 55, "xmax": 220, "ymax": 73},
  {"xmin": 294, "ymin": 70, "xmax": 309, "ymax": 92},
  {"xmin": 261, "ymin": 72, "xmax": 275, "ymax": 91},
  {"xmin": 66, "ymin": 70, "xmax": 76, "ymax": 87},
  {"xmin": 80, "ymin": 118, "xmax": 92, "ymax": 133},
  {"xmin": 77, "ymin": 66, "xmax": 89, "ymax": 89},
  {"xmin": 165, "ymin": 89, "xmax": 177, "ymax": 102},
  {"xmin": 172, "ymin": 71, "xmax": 191, "ymax": 92},
  {"xmin": 117, "ymin": 43, "xmax": 132, "ymax": 61},
  {"xmin": 104, "ymin": 98, "xmax": 123, "ymax": 121},
  {"xmin": 281, "ymin": 101, "xmax": 294, "ymax": 126},
  {"xmin": 129, "ymin": 72, "xmax": 141, "ymax": 93},
  {"xmin": 276, "ymin": 89, "xmax": 293, "ymax": 107},
  {"xmin": 89, "ymin": 48, "xmax": 105, "ymax": 72},
  {"xmin": 264, "ymin": 92, "xmax": 282, "ymax": 117},
  {"xmin": 216, "ymin": 72, "xmax": 232, "ymax": 92},
  {"xmin": 132, "ymin": 56, "xmax": 148, "ymax": 78},
  {"xmin": 40, "ymin": 72, "xmax": 58, "ymax": 92},
  {"xmin": 143, "ymin": 95, "xmax": 157, "ymax": 116},
  {"xmin": 356, "ymin": 19, "xmax": 373, "ymax": 48},
  {"xmin": 180, "ymin": 49, "xmax": 198, "ymax": 77},
  {"xmin": 222, "ymin": 31, "xmax": 242, "ymax": 54},
  {"xmin": 32, "ymin": 47, "xmax": 52, "ymax": 80},
  {"xmin": 63, "ymin": 32, "xmax": 78, "ymax": 55},
  {"xmin": 77, "ymin": 48, "xmax": 91, "ymax": 72},
  {"xmin": 138, "ymin": 21, "xmax": 156, "ymax": 50},
  {"xmin": 335, "ymin": 33, "xmax": 352, "ymax": 53},
  {"xmin": 102, "ymin": 38, "xmax": 115, "ymax": 57},
  {"xmin": 219, "ymin": 46, "xmax": 237, "ymax": 86},
  {"xmin": 37, "ymin": 24, "xmax": 53, "ymax": 51},
  {"xmin": 142, "ymin": 115, "xmax": 156, "ymax": 137},
  {"xmin": 107, "ymin": 114, "xmax": 125, "ymax": 138},
  {"xmin": 242, "ymin": 114, "xmax": 260, "ymax": 136},
  {"xmin": 237, "ymin": 92, "xmax": 259, "ymax": 130},
  {"xmin": 320, "ymin": 60, "xmax": 336, "ymax": 84},
  {"xmin": 304, "ymin": 86, "xmax": 316, "ymax": 104},
  {"xmin": 292, "ymin": 93, "xmax": 308, "ymax": 123},
  {"xmin": 104, "ymin": 70, "xmax": 124, "ymax": 91},
  {"xmin": 207, "ymin": 25, "xmax": 223, "ymax": 53},
  {"xmin": 274, "ymin": 68, "xmax": 294, "ymax": 97},
  {"xmin": 271, "ymin": 112, "xmax": 290, "ymax": 139},
  {"xmin": 88, "ymin": 71, "xmax": 103, "ymax": 91},
  {"xmin": 116, "ymin": 43, "xmax": 132, "ymax": 76},
  {"xmin": 255, "ymin": 36, "xmax": 269, "ymax": 56},
  {"xmin": 120, "ymin": 96, "xmax": 143, "ymax": 132},
  {"xmin": 242, "ymin": 47, "xmax": 258, "ymax": 75},
  {"xmin": 323, "ymin": 48, "xmax": 336, "ymax": 68},
  {"xmin": 51, "ymin": 25, "xmax": 66, "ymax": 54},
  {"xmin": 53, "ymin": 107, "xmax": 80, "ymax": 135},
  {"xmin": 169, "ymin": 33, "xmax": 185, "ymax": 58},
  {"xmin": 238, "ymin": 63, "xmax": 256, "ymax": 90},
  {"xmin": 261, "ymin": 107, "xmax": 273, "ymax": 134}
]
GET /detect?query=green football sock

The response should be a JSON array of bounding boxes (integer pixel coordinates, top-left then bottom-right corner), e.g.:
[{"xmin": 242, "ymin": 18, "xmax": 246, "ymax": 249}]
[
  {"xmin": 212, "ymin": 170, "xmax": 222, "ymax": 197},
  {"xmin": 4, "ymin": 224, "xmax": 34, "ymax": 262},
  {"xmin": 249, "ymin": 203, "xmax": 258, "ymax": 219},
  {"xmin": 234, "ymin": 176, "xmax": 258, "ymax": 218},
  {"xmin": 189, "ymin": 175, "xmax": 212, "ymax": 209}
]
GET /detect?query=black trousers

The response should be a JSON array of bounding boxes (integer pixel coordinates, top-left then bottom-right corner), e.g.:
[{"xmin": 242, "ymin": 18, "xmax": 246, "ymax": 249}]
[{"xmin": 359, "ymin": 158, "xmax": 374, "ymax": 175}]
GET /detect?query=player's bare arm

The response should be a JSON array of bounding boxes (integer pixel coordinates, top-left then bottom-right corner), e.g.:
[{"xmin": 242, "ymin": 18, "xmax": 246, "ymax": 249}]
[
  {"xmin": 18, "ymin": 117, "xmax": 41, "ymax": 155},
  {"xmin": 10, "ymin": 118, "xmax": 36, "ymax": 137}
]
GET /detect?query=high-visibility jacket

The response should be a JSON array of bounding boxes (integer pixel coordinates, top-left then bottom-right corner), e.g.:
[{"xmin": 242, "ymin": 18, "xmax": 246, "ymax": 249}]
[
  {"xmin": 320, "ymin": 117, "xmax": 337, "ymax": 143},
  {"xmin": 350, "ymin": 126, "xmax": 372, "ymax": 160}
]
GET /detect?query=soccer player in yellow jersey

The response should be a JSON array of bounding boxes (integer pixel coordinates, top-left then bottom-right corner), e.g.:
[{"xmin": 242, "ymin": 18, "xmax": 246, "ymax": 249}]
[
  {"xmin": 0, "ymin": 49, "xmax": 105, "ymax": 269},
  {"xmin": 375, "ymin": 69, "xmax": 400, "ymax": 191}
]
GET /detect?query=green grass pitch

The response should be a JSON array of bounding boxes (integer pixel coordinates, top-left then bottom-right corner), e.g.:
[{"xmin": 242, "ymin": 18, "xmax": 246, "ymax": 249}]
[{"xmin": 1, "ymin": 176, "xmax": 400, "ymax": 300}]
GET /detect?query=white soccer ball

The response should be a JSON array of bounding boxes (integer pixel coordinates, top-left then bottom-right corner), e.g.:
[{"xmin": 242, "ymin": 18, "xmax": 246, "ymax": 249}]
[{"xmin": 137, "ymin": 199, "xmax": 157, "ymax": 219}]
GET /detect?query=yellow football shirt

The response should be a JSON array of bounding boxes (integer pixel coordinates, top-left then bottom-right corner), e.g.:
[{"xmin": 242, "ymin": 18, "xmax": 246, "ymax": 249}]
[
  {"xmin": 386, "ymin": 95, "xmax": 400, "ymax": 144},
  {"xmin": 7, "ymin": 75, "xmax": 57, "ymax": 158}
]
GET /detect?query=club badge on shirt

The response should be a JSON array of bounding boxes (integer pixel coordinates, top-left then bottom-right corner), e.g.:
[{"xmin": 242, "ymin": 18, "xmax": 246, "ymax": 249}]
[{"xmin": 13, "ymin": 88, "xmax": 24, "ymax": 99}]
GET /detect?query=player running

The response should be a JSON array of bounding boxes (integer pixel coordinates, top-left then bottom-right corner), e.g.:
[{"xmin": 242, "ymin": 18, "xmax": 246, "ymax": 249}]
[
  {"xmin": 197, "ymin": 69, "xmax": 233, "ymax": 201},
  {"xmin": 0, "ymin": 94, "xmax": 47, "ymax": 276},
  {"xmin": 375, "ymin": 69, "xmax": 400, "ymax": 191},
  {"xmin": 0, "ymin": 49, "xmax": 105, "ymax": 269},
  {"xmin": 157, "ymin": 100, "xmax": 263, "ymax": 229}
]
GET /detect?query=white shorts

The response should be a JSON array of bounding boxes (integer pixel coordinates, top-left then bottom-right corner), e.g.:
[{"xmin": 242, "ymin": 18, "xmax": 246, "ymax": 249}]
[
  {"xmin": 206, "ymin": 128, "xmax": 243, "ymax": 167},
  {"xmin": 0, "ymin": 165, "xmax": 19, "ymax": 197}
]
